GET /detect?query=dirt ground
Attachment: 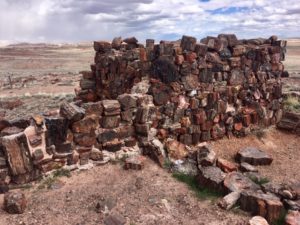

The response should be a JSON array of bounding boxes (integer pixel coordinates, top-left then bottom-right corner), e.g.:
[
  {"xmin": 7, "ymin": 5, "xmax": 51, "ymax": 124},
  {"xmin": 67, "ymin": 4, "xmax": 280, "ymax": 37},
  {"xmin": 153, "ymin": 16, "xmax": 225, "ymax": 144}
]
[
  {"xmin": 0, "ymin": 39, "xmax": 299, "ymax": 225},
  {"xmin": 0, "ymin": 159, "xmax": 250, "ymax": 225},
  {"xmin": 0, "ymin": 127, "xmax": 298, "ymax": 225},
  {"xmin": 0, "ymin": 43, "xmax": 93, "ymax": 119},
  {"xmin": 212, "ymin": 127, "xmax": 300, "ymax": 184}
]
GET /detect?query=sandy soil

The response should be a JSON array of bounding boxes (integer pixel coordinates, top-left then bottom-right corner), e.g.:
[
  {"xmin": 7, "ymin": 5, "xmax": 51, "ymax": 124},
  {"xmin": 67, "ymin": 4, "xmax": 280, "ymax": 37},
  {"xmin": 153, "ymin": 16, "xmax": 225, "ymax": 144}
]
[
  {"xmin": 212, "ymin": 127, "xmax": 300, "ymax": 184},
  {"xmin": 0, "ymin": 43, "xmax": 93, "ymax": 119},
  {"xmin": 0, "ymin": 159, "xmax": 249, "ymax": 225}
]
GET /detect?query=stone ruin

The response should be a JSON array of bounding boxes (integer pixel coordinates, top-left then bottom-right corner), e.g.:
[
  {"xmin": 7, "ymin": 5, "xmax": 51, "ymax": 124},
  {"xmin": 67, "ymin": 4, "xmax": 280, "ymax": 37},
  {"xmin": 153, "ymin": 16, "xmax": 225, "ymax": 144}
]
[{"xmin": 1, "ymin": 34, "xmax": 299, "ymax": 223}]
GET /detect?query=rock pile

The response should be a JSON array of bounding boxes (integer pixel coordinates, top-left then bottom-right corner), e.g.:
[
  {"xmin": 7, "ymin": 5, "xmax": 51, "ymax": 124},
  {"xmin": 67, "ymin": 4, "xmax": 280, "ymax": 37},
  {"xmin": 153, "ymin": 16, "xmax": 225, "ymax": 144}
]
[
  {"xmin": 188, "ymin": 145, "xmax": 300, "ymax": 224},
  {"xmin": 76, "ymin": 34, "xmax": 287, "ymax": 145}
]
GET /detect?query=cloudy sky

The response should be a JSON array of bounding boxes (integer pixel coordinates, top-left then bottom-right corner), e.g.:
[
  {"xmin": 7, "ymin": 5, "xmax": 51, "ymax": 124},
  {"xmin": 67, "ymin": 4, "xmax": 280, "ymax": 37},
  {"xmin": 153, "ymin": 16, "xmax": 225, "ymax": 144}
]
[{"xmin": 0, "ymin": 0, "xmax": 299, "ymax": 43}]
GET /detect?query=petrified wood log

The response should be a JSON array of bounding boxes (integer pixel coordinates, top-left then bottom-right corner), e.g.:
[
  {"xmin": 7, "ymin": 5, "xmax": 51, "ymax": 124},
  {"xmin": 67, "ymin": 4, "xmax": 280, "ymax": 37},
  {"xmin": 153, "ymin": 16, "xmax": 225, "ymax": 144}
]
[
  {"xmin": 59, "ymin": 102, "xmax": 85, "ymax": 123},
  {"xmin": 45, "ymin": 117, "xmax": 69, "ymax": 148},
  {"xmin": 240, "ymin": 190, "xmax": 284, "ymax": 223},
  {"xmin": 1, "ymin": 132, "xmax": 34, "ymax": 183}
]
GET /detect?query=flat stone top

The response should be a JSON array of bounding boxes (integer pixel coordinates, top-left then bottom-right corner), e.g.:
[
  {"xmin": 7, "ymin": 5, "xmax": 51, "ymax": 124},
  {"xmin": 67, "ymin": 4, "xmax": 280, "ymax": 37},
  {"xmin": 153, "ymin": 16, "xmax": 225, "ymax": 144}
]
[
  {"xmin": 236, "ymin": 147, "xmax": 273, "ymax": 165},
  {"xmin": 200, "ymin": 166, "xmax": 226, "ymax": 183},
  {"xmin": 224, "ymin": 172, "xmax": 260, "ymax": 193},
  {"xmin": 102, "ymin": 100, "xmax": 120, "ymax": 111}
]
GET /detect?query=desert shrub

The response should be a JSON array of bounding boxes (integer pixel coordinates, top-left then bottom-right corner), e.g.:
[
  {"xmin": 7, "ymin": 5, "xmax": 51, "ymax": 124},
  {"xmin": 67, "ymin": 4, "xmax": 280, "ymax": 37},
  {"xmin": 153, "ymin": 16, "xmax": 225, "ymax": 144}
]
[{"xmin": 284, "ymin": 95, "xmax": 300, "ymax": 112}]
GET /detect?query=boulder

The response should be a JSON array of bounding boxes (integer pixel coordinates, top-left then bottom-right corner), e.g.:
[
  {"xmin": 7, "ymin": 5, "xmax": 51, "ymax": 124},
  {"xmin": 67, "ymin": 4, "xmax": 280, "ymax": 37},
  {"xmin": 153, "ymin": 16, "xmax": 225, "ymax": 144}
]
[
  {"xmin": 4, "ymin": 192, "xmax": 27, "ymax": 214},
  {"xmin": 236, "ymin": 147, "xmax": 273, "ymax": 165},
  {"xmin": 224, "ymin": 172, "xmax": 260, "ymax": 193},
  {"xmin": 197, "ymin": 166, "xmax": 226, "ymax": 193},
  {"xmin": 240, "ymin": 190, "xmax": 284, "ymax": 223},
  {"xmin": 217, "ymin": 158, "xmax": 238, "ymax": 172}
]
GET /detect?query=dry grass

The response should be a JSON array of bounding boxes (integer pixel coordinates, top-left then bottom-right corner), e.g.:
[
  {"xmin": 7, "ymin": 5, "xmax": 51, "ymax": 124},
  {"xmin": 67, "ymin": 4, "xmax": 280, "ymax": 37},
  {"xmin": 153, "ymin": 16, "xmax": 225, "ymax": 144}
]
[{"xmin": 284, "ymin": 95, "xmax": 300, "ymax": 112}]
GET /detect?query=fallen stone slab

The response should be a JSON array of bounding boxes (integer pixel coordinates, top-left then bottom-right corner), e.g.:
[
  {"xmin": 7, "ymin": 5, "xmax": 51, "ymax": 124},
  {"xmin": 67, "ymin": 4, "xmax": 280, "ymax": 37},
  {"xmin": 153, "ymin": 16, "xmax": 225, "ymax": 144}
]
[
  {"xmin": 285, "ymin": 210, "xmax": 300, "ymax": 225},
  {"xmin": 4, "ymin": 192, "xmax": 27, "ymax": 214},
  {"xmin": 248, "ymin": 216, "xmax": 269, "ymax": 225},
  {"xmin": 240, "ymin": 162, "xmax": 258, "ymax": 172},
  {"xmin": 236, "ymin": 147, "xmax": 273, "ymax": 165},
  {"xmin": 218, "ymin": 191, "xmax": 240, "ymax": 210},
  {"xmin": 197, "ymin": 166, "xmax": 226, "ymax": 193},
  {"xmin": 217, "ymin": 158, "xmax": 238, "ymax": 172},
  {"xmin": 224, "ymin": 172, "xmax": 260, "ymax": 193},
  {"xmin": 240, "ymin": 190, "xmax": 284, "ymax": 223}
]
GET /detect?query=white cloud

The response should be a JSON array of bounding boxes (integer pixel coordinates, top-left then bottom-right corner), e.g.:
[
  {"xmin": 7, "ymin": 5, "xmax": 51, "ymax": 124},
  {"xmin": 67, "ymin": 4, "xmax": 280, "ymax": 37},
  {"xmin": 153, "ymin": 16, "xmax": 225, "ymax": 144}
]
[{"xmin": 0, "ymin": 0, "xmax": 299, "ymax": 43}]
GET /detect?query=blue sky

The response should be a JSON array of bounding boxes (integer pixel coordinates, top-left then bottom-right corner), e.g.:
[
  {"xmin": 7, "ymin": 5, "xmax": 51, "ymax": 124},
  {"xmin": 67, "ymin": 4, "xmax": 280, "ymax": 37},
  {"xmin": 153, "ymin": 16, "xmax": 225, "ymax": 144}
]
[{"xmin": 0, "ymin": 0, "xmax": 299, "ymax": 44}]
